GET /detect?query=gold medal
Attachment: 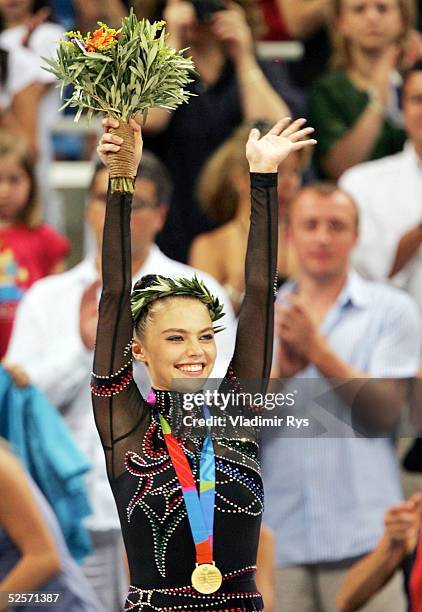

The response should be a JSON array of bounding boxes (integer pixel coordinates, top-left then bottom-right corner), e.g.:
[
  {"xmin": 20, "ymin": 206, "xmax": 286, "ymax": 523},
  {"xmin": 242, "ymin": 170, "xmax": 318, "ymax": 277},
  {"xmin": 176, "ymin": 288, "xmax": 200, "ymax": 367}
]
[{"xmin": 191, "ymin": 562, "xmax": 223, "ymax": 594}]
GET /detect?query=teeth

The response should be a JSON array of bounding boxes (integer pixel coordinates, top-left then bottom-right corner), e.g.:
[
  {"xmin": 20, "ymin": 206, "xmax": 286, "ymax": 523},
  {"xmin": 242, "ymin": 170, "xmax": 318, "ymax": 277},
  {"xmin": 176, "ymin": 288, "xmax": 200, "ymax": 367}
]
[{"xmin": 178, "ymin": 364, "xmax": 203, "ymax": 373}]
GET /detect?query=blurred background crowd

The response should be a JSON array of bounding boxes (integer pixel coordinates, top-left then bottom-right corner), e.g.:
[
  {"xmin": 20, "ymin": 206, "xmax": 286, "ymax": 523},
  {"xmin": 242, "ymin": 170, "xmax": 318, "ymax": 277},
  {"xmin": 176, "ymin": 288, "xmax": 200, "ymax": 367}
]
[{"xmin": 1, "ymin": 0, "xmax": 422, "ymax": 611}]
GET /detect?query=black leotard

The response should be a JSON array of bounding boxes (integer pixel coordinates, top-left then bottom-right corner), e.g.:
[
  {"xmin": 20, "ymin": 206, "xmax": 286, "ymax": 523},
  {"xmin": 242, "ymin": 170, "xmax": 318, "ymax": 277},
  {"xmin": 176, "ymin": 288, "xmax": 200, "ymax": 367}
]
[{"xmin": 91, "ymin": 173, "xmax": 278, "ymax": 611}]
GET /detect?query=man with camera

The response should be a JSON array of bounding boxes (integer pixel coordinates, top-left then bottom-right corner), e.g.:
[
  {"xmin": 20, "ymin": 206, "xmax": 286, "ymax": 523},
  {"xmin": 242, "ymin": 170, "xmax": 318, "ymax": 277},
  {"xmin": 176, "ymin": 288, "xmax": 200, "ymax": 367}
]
[{"xmin": 143, "ymin": 0, "xmax": 299, "ymax": 262}]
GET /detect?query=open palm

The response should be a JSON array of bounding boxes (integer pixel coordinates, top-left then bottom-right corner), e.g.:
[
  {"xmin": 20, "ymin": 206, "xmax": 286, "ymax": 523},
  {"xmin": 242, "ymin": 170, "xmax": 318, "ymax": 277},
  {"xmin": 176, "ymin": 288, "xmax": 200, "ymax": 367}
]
[{"xmin": 246, "ymin": 118, "xmax": 316, "ymax": 173}]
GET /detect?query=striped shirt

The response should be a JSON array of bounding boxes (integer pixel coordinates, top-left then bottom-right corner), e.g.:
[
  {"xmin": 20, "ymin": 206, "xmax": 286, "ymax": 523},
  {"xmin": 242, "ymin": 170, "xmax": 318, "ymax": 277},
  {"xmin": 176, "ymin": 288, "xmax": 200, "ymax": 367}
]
[{"xmin": 261, "ymin": 271, "xmax": 421, "ymax": 566}]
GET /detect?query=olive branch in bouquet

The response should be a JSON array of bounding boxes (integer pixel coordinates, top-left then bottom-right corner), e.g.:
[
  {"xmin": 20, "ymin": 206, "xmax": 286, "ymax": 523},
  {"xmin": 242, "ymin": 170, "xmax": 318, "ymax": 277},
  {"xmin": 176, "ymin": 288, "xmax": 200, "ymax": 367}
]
[{"xmin": 43, "ymin": 9, "xmax": 196, "ymax": 192}]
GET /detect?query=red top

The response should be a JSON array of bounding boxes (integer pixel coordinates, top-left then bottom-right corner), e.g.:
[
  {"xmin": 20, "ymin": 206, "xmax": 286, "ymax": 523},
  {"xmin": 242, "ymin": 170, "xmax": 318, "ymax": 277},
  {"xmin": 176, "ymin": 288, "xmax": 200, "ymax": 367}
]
[
  {"xmin": 259, "ymin": 0, "xmax": 291, "ymax": 41},
  {"xmin": 411, "ymin": 534, "xmax": 422, "ymax": 611},
  {"xmin": 0, "ymin": 223, "xmax": 70, "ymax": 357}
]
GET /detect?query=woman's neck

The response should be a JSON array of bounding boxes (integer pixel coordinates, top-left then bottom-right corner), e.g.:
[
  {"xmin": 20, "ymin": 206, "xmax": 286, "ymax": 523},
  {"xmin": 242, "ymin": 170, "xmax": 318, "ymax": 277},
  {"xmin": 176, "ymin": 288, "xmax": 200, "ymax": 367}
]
[{"xmin": 346, "ymin": 45, "xmax": 390, "ymax": 86}]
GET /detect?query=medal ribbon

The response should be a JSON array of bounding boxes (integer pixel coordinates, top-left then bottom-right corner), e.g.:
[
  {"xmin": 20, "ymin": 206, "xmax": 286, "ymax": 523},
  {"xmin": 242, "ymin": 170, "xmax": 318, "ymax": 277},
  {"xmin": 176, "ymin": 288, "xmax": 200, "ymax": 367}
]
[{"xmin": 148, "ymin": 391, "xmax": 216, "ymax": 565}]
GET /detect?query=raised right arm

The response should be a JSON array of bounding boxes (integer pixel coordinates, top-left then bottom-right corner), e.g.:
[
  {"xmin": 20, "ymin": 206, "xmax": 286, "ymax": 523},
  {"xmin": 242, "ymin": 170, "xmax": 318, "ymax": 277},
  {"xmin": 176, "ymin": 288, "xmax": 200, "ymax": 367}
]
[{"xmin": 91, "ymin": 119, "xmax": 145, "ymax": 470}]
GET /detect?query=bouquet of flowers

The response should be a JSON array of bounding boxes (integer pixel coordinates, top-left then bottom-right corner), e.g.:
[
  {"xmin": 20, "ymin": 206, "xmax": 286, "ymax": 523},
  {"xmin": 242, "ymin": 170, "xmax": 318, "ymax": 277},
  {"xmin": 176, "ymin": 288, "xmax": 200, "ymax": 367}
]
[{"xmin": 44, "ymin": 9, "xmax": 195, "ymax": 191}]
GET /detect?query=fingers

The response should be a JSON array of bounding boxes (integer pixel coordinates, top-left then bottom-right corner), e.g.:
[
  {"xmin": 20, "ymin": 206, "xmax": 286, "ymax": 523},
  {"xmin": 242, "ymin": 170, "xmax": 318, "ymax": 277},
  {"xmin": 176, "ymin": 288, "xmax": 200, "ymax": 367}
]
[
  {"xmin": 102, "ymin": 116, "xmax": 119, "ymax": 132},
  {"xmin": 97, "ymin": 131, "xmax": 123, "ymax": 156},
  {"xmin": 129, "ymin": 117, "xmax": 142, "ymax": 133},
  {"xmin": 386, "ymin": 511, "xmax": 418, "ymax": 524},
  {"xmin": 100, "ymin": 133, "xmax": 123, "ymax": 146},
  {"xmin": 292, "ymin": 138, "xmax": 317, "ymax": 151},
  {"xmin": 408, "ymin": 492, "xmax": 422, "ymax": 507},
  {"xmin": 268, "ymin": 118, "xmax": 317, "ymax": 147},
  {"xmin": 289, "ymin": 126, "xmax": 315, "ymax": 143},
  {"xmin": 248, "ymin": 128, "xmax": 261, "ymax": 142},
  {"xmin": 268, "ymin": 117, "xmax": 292, "ymax": 136},
  {"xmin": 211, "ymin": 7, "xmax": 245, "ymax": 34},
  {"xmin": 284, "ymin": 294, "xmax": 307, "ymax": 314},
  {"xmin": 279, "ymin": 118, "xmax": 306, "ymax": 138},
  {"xmin": 97, "ymin": 143, "xmax": 120, "ymax": 154},
  {"xmin": 282, "ymin": 120, "xmax": 317, "ymax": 150},
  {"xmin": 224, "ymin": 1, "xmax": 244, "ymax": 14}
]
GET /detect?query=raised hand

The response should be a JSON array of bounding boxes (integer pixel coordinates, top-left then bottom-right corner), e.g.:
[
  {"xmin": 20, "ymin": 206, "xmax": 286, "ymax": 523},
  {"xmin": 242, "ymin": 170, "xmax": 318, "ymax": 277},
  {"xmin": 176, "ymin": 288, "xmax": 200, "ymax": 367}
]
[
  {"xmin": 384, "ymin": 493, "xmax": 422, "ymax": 553},
  {"xmin": 211, "ymin": 2, "xmax": 254, "ymax": 63},
  {"xmin": 97, "ymin": 117, "xmax": 143, "ymax": 173},
  {"xmin": 371, "ymin": 44, "xmax": 400, "ymax": 107},
  {"xmin": 246, "ymin": 118, "xmax": 316, "ymax": 173}
]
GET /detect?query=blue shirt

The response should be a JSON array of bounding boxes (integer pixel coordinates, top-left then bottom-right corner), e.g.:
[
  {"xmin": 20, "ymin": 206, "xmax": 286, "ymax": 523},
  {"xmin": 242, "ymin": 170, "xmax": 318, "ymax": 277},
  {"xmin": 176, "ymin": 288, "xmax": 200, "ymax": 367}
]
[{"xmin": 261, "ymin": 272, "xmax": 421, "ymax": 566}]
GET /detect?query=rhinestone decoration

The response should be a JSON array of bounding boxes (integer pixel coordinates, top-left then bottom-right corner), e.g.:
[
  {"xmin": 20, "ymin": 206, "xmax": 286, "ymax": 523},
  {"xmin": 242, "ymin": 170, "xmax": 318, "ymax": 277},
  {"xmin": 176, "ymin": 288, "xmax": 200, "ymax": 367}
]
[
  {"xmin": 91, "ymin": 359, "xmax": 133, "ymax": 396},
  {"xmin": 124, "ymin": 566, "xmax": 261, "ymax": 611},
  {"xmin": 122, "ymin": 368, "xmax": 264, "ymax": 580}
]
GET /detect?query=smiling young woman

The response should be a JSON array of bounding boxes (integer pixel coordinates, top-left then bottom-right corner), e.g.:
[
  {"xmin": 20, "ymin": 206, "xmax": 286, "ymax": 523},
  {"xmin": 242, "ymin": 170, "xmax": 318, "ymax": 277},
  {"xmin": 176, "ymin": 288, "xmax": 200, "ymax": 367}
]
[{"xmin": 90, "ymin": 115, "xmax": 315, "ymax": 611}]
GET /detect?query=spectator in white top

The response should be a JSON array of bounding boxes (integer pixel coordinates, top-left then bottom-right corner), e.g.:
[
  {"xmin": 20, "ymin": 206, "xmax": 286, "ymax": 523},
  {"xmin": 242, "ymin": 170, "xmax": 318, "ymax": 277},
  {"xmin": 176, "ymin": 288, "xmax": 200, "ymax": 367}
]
[
  {"xmin": 0, "ymin": 0, "xmax": 65, "ymax": 229},
  {"xmin": 0, "ymin": 45, "xmax": 42, "ymax": 149},
  {"xmin": 6, "ymin": 154, "xmax": 236, "ymax": 612},
  {"xmin": 340, "ymin": 59, "xmax": 422, "ymax": 311}
]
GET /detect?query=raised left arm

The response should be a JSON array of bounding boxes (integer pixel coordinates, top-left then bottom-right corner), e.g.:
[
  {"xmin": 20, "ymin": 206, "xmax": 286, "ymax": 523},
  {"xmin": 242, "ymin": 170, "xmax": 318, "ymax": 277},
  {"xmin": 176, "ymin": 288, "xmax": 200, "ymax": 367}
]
[{"xmin": 231, "ymin": 118, "xmax": 316, "ymax": 387}]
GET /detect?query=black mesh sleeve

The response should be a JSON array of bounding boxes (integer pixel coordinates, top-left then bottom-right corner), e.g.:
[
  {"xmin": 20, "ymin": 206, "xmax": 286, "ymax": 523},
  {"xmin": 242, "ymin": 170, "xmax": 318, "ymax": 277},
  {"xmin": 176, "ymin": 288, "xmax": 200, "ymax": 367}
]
[
  {"xmin": 91, "ymin": 186, "xmax": 147, "ymax": 479},
  {"xmin": 230, "ymin": 173, "xmax": 278, "ymax": 391}
]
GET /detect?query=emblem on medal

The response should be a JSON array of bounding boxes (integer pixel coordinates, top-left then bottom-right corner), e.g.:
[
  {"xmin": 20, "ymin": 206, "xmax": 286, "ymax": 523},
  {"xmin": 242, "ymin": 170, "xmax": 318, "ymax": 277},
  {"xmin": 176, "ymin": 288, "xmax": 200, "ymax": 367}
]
[{"xmin": 191, "ymin": 562, "xmax": 223, "ymax": 594}]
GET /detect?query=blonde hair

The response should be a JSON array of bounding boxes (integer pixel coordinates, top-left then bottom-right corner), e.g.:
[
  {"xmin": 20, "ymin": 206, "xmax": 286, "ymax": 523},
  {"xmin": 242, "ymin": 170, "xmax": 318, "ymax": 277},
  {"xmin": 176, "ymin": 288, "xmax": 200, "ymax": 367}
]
[
  {"xmin": 329, "ymin": 0, "xmax": 416, "ymax": 69},
  {"xmin": 197, "ymin": 125, "xmax": 251, "ymax": 225},
  {"xmin": 198, "ymin": 124, "xmax": 308, "ymax": 225},
  {"xmin": 0, "ymin": 131, "xmax": 40, "ymax": 228}
]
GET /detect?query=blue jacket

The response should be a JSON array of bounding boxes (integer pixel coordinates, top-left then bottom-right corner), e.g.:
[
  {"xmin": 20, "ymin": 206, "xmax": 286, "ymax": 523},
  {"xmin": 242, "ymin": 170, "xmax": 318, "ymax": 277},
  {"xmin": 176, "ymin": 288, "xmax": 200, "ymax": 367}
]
[{"xmin": 0, "ymin": 367, "xmax": 92, "ymax": 561}]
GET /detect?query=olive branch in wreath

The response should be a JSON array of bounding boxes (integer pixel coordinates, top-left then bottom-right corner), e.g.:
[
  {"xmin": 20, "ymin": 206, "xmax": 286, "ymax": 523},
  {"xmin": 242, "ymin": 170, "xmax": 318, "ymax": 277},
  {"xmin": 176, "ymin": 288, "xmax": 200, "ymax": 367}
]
[{"xmin": 130, "ymin": 276, "xmax": 226, "ymax": 332}]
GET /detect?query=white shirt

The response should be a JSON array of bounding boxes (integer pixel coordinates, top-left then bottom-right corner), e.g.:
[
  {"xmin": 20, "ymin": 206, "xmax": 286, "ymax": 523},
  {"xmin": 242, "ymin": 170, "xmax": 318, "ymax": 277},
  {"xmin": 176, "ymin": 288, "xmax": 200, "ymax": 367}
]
[
  {"xmin": 0, "ymin": 45, "xmax": 39, "ymax": 109},
  {"xmin": 0, "ymin": 22, "xmax": 64, "ymax": 84},
  {"xmin": 0, "ymin": 22, "xmax": 65, "ymax": 229},
  {"xmin": 340, "ymin": 143, "xmax": 422, "ymax": 309},
  {"xmin": 7, "ymin": 246, "xmax": 236, "ymax": 531},
  {"xmin": 263, "ymin": 272, "xmax": 420, "ymax": 566}
]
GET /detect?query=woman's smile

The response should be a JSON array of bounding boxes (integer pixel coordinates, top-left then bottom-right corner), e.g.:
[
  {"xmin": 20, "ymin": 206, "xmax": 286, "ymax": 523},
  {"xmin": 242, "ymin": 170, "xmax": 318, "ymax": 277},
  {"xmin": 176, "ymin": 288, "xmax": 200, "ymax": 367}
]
[{"xmin": 175, "ymin": 362, "xmax": 207, "ymax": 377}]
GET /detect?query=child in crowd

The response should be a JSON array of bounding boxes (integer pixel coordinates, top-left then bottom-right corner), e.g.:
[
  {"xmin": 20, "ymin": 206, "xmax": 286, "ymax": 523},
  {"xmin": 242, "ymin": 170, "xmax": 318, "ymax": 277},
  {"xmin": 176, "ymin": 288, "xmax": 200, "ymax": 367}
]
[
  {"xmin": 0, "ymin": 132, "xmax": 69, "ymax": 357},
  {"xmin": 0, "ymin": 0, "xmax": 66, "ymax": 228}
]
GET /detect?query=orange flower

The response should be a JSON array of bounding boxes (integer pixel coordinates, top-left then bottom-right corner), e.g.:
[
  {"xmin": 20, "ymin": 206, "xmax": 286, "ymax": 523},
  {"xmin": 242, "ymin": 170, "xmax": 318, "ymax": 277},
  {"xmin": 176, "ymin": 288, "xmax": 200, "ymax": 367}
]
[{"xmin": 85, "ymin": 27, "xmax": 119, "ymax": 52}]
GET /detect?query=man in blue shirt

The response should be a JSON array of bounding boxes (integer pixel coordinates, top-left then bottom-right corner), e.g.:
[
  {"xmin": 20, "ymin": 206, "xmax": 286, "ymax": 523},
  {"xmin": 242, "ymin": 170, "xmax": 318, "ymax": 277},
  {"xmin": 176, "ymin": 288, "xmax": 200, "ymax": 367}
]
[{"xmin": 262, "ymin": 183, "xmax": 421, "ymax": 611}]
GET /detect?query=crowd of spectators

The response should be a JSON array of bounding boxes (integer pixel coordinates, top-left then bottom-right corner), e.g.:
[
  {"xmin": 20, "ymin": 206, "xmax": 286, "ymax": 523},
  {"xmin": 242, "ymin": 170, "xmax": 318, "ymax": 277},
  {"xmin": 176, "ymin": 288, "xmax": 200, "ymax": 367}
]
[{"xmin": 1, "ymin": 1, "xmax": 422, "ymax": 611}]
